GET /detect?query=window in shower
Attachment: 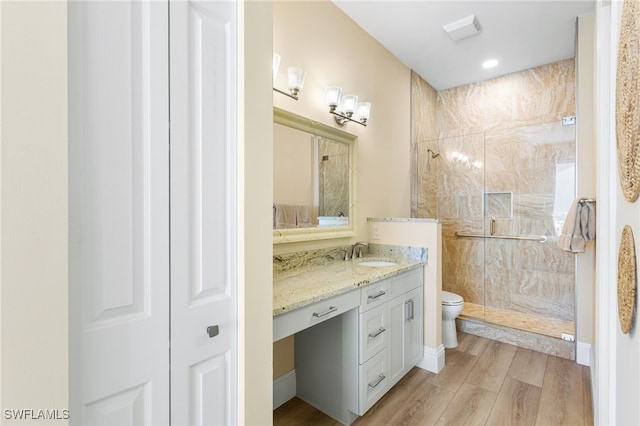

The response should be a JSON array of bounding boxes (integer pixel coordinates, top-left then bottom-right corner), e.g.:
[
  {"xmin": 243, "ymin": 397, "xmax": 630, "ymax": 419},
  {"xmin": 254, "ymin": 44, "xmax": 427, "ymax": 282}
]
[{"xmin": 553, "ymin": 162, "xmax": 576, "ymax": 236}]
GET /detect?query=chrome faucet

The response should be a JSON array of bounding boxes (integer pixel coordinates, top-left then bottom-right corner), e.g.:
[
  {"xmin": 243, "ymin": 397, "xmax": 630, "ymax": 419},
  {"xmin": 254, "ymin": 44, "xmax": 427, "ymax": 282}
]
[
  {"xmin": 339, "ymin": 248, "xmax": 350, "ymax": 261},
  {"xmin": 351, "ymin": 241, "xmax": 368, "ymax": 259}
]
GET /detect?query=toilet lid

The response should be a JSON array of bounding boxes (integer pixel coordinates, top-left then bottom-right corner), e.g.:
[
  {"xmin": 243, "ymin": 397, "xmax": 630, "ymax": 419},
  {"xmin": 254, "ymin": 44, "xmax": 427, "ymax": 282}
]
[{"xmin": 442, "ymin": 291, "xmax": 464, "ymax": 306}]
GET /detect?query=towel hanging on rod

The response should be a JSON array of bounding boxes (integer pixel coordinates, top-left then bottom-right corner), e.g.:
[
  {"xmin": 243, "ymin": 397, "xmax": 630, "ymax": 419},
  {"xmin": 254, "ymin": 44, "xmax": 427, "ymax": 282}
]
[{"xmin": 558, "ymin": 197, "xmax": 596, "ymax": 253}]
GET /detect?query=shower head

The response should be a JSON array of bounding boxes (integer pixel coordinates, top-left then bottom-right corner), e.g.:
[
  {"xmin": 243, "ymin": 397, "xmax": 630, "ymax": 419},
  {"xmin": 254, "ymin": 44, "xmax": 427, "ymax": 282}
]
[{"xmin": 428, "ymin": 149, "xmax": 440, "ymax": 159}]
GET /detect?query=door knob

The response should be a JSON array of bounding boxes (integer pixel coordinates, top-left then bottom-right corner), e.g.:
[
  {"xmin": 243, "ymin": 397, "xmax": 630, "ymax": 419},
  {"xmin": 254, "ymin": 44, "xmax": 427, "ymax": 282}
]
[{"xmin": 207, "ymin": 325, "xmax": 219, "ymax": 338}]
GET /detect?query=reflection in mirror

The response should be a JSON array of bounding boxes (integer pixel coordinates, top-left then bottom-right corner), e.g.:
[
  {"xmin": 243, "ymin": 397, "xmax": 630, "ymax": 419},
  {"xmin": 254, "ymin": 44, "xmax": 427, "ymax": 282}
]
[
  {"xmin": 273, "ymin": 107, "xmax": 357, "ymax": 244},
  {"xmin": 318, "ymin": 138, "xmax": 349, "ymax": 222}
]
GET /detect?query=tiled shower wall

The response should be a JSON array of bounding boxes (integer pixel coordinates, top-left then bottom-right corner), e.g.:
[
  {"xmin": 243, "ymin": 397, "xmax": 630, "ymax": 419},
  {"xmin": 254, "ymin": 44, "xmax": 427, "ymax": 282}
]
[
  {"xmin": 411, "ymin": 59, "xmax": 577, "ymax": 330},
  {"xmin": 318, "ymin": 138, "xmax": 349, "ymax": 217}
]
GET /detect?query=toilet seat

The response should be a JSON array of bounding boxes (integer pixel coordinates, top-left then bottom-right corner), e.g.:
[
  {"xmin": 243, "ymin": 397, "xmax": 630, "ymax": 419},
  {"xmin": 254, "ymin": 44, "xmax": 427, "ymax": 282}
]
[{"xmin": 442, "ymin": 291, "xmax": 464, "ymax": 306}]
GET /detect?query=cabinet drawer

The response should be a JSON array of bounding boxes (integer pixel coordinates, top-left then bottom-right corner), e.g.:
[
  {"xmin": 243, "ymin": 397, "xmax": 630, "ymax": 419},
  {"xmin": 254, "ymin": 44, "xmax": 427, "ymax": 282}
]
[
  {"xmin": 391, "ymin": 267, "xmax": 423, "ymax": 295},
  {"xmin": 273, "ymin": 289, "xmax": 360, "ymax": 342},
  {"xmin": 358, "ymin": 349, "xmax": 388, "ymax": 415},
  {"xmin": 359, "ymin": 304, "xmax": 388, "ymax": 364},
  {"xmin": 360, "ymin": 279, "xmax": 390, "ymax": 313}
]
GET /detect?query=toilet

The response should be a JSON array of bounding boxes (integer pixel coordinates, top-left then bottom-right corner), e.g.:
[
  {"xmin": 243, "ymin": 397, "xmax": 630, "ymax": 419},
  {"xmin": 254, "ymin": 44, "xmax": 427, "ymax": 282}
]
[{"xmin": 442, "ymin": 291, "xmax": 464, "ymax": 348}]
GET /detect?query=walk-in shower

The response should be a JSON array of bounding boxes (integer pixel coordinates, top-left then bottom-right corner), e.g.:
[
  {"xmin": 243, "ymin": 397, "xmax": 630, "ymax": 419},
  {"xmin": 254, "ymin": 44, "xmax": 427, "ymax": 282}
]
[
  {"xmin": 412, "ymin": 59, "xmax": 578, "ymax": 358},
  {"xmin": 418, "ymin": 120, "xmax": 576, "ymax": 355}
]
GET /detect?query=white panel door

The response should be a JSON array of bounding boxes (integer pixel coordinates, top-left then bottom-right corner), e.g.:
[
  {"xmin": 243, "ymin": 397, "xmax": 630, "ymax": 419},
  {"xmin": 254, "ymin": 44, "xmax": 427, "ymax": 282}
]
[
  {"xmin": 68, "ymin": 1, "xmax": 170, "ymax": 424},
  {"xmin": 169, "ymin": 1, "xmax": 238, "ymax": 425}
]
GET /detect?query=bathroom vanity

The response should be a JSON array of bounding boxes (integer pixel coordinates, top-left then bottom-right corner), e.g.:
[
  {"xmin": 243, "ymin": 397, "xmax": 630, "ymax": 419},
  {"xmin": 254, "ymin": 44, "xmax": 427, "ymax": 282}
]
[{"xmin": 273, "ymin": 250, "xmax": 425, "ymax": 424}]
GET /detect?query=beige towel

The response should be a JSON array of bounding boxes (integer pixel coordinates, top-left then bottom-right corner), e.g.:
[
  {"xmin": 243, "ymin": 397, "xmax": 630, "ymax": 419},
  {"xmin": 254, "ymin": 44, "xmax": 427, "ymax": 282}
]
[
  {"xmin": 273, "ymin": 204, "xmax": 296, "ymax": 229},
  {"xmin": 580, "ymin": 200, "xmax": 596, "ymax": 241},
  {"xmin": 296, "ymin": 205, "xmax": 312, "ymax": 228},
  {"xmin": 558, "ymin": 197, "xmax": 596, "ymax": 253}
]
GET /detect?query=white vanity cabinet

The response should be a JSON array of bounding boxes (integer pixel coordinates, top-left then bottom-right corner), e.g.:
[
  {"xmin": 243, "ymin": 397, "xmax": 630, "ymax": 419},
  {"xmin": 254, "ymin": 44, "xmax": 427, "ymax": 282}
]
[
  {"xmin": 358, "ymin": 268, "xmax": 423, "ymax": 414},
  {"xmin": 292, "ymin": 267, "xmax": 424, "ymax": 424},
  {"xmin": 387, "ymin": 286, "xmax": 423, "ymax": 387}
]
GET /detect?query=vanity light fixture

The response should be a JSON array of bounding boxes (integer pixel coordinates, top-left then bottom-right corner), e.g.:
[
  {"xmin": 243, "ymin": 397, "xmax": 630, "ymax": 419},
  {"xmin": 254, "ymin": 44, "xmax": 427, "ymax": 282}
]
[
  {"xmin": 325, "ymin": 86, "xmax": 371, "ymax": 126},
  {"xmin": 273, "ymin": 52, "xmax": 306, "ymax": 101}
]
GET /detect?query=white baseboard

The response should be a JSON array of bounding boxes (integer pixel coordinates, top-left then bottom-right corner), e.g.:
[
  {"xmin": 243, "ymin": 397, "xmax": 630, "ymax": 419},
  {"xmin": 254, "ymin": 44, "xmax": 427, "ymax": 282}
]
[
  {"xmin": 416, "ymin": 345, "xmax": 445, "ymax": 373},
  {"xmin": 576, "ymin": 341, "xmax": 592, "ymax": 367},
  {"xmin": 273, "ymin": 369, "xmax": 296, "ymax": 410}
]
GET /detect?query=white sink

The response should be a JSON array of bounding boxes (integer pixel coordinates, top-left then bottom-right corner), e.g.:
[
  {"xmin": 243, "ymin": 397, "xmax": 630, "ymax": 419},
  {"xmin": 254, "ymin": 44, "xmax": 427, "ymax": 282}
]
[{"xmin": 357, "ymin": 260, "xmax": 399, "ymax": 267}]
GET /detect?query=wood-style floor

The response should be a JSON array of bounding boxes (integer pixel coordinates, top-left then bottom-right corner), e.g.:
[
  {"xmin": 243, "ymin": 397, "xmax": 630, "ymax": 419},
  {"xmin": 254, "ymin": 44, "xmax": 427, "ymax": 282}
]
[{"xmin": 273, "ymin": 332, "xmax": 593, "ymax": 426}]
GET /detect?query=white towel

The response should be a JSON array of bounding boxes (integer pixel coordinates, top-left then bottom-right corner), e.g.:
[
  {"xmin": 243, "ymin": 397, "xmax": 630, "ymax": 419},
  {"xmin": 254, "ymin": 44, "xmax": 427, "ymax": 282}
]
[{"xmin": 558, "ymin": 197, "xmax": 596, "ymax": 253}]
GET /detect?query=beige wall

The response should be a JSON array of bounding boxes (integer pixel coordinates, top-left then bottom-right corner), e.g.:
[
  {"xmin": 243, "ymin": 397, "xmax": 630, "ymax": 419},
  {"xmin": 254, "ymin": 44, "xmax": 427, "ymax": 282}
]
[
  {"xmin": 367, "ymin": 220, "xmax": 442, "ymax": 352},
  {"xmin": 274, "ymin": 124, "xmax": 314, "ymax": 206},
  {"xmin": 576, "ymin": 13, "xmax": 596, "ymax": 351},
  {"xmin": 272, "ymin": 0, "xmax": 411, "ymax": 256},
  {"xmin": 272, "ymin": 0, "xmax": 412, "ymax": 380},
  {"xmin": 0, "ymin": 2, "xmax": 69, "ymax": 423},
  {"xmin": 239, "ymin": 1, "xmax": 274, "ymax": 423}
]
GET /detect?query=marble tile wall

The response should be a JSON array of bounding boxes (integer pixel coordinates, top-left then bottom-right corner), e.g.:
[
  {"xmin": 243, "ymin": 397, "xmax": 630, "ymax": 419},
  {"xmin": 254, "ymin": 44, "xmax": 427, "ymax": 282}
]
[
  {"xmin": 318, "ymin": 138, "xmax": 349, "ymax": 217},
  {"xmin": 411, "ymin": 70, "xmax": 438, "ymax": 218},
  {"xmin": 411, "ymin": 59, "xmax": 577, "ymax": 334}
]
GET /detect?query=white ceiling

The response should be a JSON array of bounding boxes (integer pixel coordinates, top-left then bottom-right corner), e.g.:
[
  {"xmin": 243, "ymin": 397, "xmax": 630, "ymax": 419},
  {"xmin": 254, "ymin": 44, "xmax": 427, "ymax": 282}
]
[{"xmin": 333, "ymin": 0, "xmax": 595, "ymax": 91}]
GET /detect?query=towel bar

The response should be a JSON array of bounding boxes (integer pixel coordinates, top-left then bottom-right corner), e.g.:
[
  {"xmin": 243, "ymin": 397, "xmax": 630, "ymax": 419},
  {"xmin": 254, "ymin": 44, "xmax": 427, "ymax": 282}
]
[
  {"xmin": 578, "ymin": 198, "xmax": 596, "ymax": 204},
  {"xmin": 454, "ymin": 231, "xmax": 547, "ymax": 243}
]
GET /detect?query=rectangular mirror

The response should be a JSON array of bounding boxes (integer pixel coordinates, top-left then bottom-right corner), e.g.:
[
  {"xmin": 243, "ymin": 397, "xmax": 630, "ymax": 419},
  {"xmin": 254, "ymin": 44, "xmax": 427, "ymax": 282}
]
[{"xmin": 273, "ymin": 107, "xmax": 357, "ymax": 243}]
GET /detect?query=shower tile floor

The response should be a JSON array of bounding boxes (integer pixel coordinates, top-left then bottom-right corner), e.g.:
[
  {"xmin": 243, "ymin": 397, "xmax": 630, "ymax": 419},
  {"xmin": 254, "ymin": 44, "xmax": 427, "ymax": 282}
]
[{"xmin": 461, "ymin": 302, "xmax": 574, "ymax": 339}]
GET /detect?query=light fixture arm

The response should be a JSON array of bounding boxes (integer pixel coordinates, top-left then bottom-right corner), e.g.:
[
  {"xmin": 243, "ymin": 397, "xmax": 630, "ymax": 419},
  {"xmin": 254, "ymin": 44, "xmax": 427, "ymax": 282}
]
[
  {"xmin": 330, "ymin": 109, "xmax": 367, "ymax": 127},
  {"xmin": 273, "ymin": 86, "xmax": 299, "ymax": 101}
]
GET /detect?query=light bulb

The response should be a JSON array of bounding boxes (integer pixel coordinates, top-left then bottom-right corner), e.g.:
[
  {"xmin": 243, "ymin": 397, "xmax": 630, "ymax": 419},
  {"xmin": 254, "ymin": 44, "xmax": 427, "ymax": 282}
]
[
  {"xmin": 287, "ymin": 67, "xmax": 305, "ymax": 96},
  {"xmin": 340, "ymin": 95, "xmax": 358, "ymax": 116},
  {"xmin": 325, "ymin": 86, "xmax": 342, "ymax": 110},
  {"xmin": 356, "ymin": 102, "xmax": 371, "ymax": 123}
]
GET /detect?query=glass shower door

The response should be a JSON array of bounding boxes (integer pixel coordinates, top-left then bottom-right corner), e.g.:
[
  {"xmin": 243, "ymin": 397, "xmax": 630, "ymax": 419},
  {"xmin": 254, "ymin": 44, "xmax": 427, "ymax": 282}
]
[{"xmin": 482, "ymin": 120, "xmax": 576, "ymax": 338}]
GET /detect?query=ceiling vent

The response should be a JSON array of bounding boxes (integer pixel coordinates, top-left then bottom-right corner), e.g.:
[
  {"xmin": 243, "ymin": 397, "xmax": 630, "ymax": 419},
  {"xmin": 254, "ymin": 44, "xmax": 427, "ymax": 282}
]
[{"xmin": 443, "ymin": 14, "xmax": 481, "ymax": 41}]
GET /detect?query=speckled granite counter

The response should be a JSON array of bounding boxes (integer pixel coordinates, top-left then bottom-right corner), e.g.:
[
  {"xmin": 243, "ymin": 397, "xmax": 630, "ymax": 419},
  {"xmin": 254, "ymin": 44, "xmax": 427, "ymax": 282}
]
[{"xmin": 273, "ymin": 244, "xmax": 426, "ymax": 316}]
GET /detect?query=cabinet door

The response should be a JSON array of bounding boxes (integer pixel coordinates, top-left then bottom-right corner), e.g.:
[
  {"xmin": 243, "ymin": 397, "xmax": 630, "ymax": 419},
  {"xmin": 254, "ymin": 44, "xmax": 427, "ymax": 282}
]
[
  {"xmin": 387, "ymin": 285, "xmax": 424, "ymax": 388},
  {"xmin": 387, "ymin": 294, "xmax": 407, "ymax": 386},
  {"xmin": 404, "ymin": 287, "xmax": 424, "ymax": 368}
]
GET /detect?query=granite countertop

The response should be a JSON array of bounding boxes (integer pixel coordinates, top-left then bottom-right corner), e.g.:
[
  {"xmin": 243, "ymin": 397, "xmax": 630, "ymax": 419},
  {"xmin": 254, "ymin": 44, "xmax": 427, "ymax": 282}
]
[{"xmin": 273, "ymin": 254, "xmax": 425, "ymax": 317}]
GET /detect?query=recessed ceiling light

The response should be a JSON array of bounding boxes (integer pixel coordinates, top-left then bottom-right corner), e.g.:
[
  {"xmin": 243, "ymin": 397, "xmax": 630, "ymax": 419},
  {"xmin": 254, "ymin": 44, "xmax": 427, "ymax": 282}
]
[{"xmin": 482, "ymin": 59, "xmax": 499, "ymax": 69}]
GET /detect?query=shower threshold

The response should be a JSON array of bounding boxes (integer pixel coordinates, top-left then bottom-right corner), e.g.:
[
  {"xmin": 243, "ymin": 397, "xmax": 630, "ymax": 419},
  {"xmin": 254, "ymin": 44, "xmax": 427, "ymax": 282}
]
[{"xmin": 460, "ymin": 302, "xmax": 574, "ymax": 340}]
